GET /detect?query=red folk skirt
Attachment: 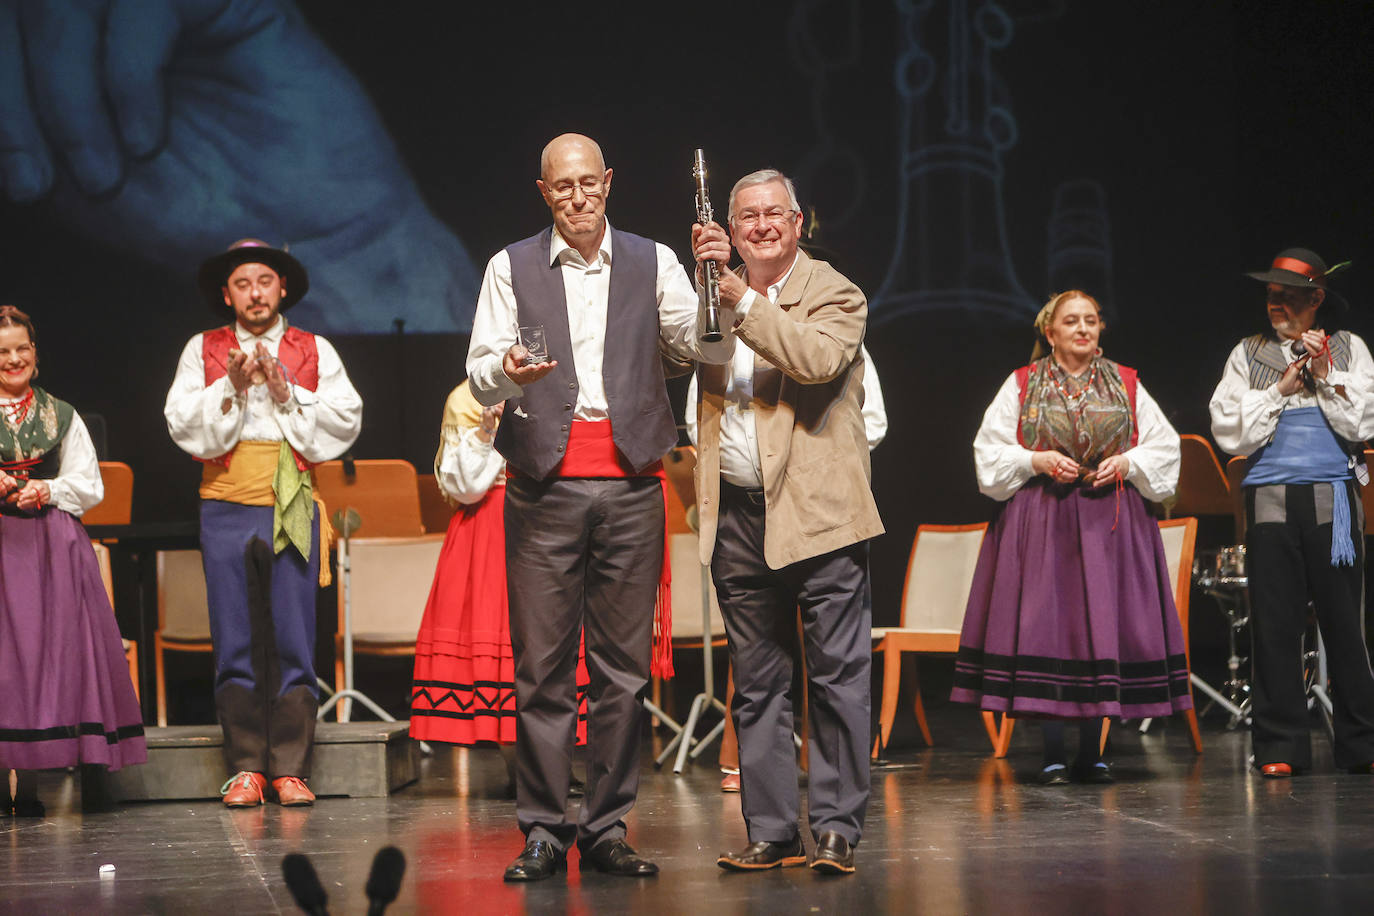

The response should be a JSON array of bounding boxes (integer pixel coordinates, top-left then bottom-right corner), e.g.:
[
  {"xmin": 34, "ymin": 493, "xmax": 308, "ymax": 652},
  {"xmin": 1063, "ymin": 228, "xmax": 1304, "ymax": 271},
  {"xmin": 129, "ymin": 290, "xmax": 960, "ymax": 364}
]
[{"xmin": 409, "ymin": 484, "xmax": 589, "ymax": 745}]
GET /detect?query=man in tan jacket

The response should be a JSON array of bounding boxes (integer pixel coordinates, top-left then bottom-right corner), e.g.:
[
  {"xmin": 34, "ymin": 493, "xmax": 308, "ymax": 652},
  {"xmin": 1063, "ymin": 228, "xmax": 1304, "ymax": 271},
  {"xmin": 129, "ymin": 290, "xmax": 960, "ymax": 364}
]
[{"xmin": 691, "ymin": 169, "xmax": 883, "ymax": 876}]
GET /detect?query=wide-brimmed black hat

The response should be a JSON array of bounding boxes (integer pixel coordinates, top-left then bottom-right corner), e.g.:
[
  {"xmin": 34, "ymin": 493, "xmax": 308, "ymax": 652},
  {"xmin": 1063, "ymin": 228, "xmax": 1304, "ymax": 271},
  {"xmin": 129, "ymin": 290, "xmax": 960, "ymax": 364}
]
[
  {"xmin": 197, "ymin": 239, "xmax": 309, "ymax": 312},
  {"xmin": 1246, "ymin": 247, "xmax": 1350, "ymax": 304}
]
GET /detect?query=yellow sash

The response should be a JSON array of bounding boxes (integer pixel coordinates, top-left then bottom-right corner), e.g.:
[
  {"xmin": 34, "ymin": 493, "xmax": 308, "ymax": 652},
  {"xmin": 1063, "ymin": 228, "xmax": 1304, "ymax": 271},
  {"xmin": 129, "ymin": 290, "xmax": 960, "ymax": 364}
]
[{"xmin": 199, "ymin": 440, "xmax": 334, "ymax": 586}]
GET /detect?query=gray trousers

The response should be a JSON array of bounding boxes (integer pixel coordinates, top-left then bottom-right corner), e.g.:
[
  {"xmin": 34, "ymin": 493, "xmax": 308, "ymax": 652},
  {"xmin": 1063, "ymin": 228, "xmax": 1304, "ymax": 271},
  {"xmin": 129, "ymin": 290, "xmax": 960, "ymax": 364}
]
[
  {"xmin": 505, "ymin": 476, "xmax": 663, "ymax": 852},
  {"xmin": 712, "ymin": 482, "xmax": 872, "ymax": 846}
]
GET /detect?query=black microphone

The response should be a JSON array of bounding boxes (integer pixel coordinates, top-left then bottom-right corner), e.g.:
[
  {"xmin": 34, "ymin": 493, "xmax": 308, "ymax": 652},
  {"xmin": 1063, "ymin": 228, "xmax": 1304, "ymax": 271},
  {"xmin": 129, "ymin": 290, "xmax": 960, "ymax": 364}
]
[
  {"xmin": 282, "ymin": 853, "xmax": 330, "ymax": 916},
  {"xmin": 364, "ymin": 846, "xmax": 406, "ymax": 916}
]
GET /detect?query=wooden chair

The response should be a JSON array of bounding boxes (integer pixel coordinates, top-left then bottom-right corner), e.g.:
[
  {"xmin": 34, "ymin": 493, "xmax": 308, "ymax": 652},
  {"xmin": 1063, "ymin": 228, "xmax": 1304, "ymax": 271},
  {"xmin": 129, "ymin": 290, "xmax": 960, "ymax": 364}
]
[
  {"xmin": 871, "ymin": 523, "xmax": 988, "ymax": 759},
  {"xmin": 417, "ymin": 473, "xmax": 457, "ymax": 535},
  {"xmin": 83, "ymin": 461, "xmax": 134, "ymax": 526},
  {"xmin": 313, "ymin": 460, "xmax": 424, "ymax": 538},
  {"xmin": 91, "ymin": 540, "xmax": 139, "ymax": 701},
  {"xmin": 1157, "ymin": 517, "xmax": 1205, "ymax": 752},
  {"xmin": 154, "ymin": 550, "xmax": 214, "ymax": 727},
  {"xmin": 991, "ymin": 517, "xmax": 1205, "ymax": 757},
  {"xmin": 332, "ymin": 534, "xmax": 446, "ymax": 711},
  {"xmin": 1170, "ymin": 435, "xmax": 1232, "ymax": 518}
]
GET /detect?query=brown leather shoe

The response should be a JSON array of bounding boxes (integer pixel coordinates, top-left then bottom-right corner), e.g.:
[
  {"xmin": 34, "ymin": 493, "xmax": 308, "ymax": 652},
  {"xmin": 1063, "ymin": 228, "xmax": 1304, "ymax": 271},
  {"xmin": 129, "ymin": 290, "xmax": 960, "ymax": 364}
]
[
  {"xmin": 717, "ymin": 835, "xmax": 807, "ymax": 871},
  {"xmin": 272, "ymin": 776, "xmax": 316, "ymax": 807},
  {"xmin": 221, "ymin": 772, "xmax": 267, "ymax": 807},
  {"xmin": 809, "ymin": 831, "xmax": 856, "ymax": 875},
  {"xmin": 720, "ymin": 772, "xmax": 741, "ymax": 793}
]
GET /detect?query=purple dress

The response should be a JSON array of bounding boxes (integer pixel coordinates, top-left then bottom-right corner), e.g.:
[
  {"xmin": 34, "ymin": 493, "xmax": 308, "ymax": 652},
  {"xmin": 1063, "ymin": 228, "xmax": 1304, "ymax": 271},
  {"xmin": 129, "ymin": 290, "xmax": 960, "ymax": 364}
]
[
  {"xmin": 0, "ymin": 393, "xmax": 146, "ymax": 771},
  {"xmin": 950, "ymin": 358, "xmax": 1193, "ymax": 720}
]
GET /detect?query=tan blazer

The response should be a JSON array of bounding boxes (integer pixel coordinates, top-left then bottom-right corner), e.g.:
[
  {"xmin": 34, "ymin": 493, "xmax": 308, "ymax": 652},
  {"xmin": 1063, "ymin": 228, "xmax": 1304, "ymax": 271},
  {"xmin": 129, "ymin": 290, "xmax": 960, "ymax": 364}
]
[{"xmin": 695, "ymin": 250, "xmax": 884, "ymax": 569}]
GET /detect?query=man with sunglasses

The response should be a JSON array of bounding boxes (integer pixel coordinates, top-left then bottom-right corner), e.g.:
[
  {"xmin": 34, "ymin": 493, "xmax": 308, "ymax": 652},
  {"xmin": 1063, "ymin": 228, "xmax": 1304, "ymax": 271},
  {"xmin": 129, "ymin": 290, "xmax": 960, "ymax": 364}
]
[
  {"xmin": 467, "ymin": 133, "xmax": 735, "ymax": 882},
  {"xmin": 690, "ymin": 169, "xmax": 883, "ymax": 875},
  {"xmin": 1210, "ymin": 247, "xmax": 1374, "ymax": 778}
]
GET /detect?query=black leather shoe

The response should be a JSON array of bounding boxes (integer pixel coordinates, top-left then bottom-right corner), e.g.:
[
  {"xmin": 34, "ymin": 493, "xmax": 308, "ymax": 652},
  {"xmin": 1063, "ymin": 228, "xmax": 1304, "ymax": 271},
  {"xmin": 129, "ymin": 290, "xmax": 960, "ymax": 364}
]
[
  {"xmin": 809, "ymin": 831, "xmax": 855, "ymax": 875},
  {"xmin": 581, "ymin": 839, "xmax": 658, "ymax": 877},
  {"xmin": 12, "ymin": 797, "xmax": 45, "ymax": 818},
  {"xmin": 1072, "ymin": 761, "xmax": 1114, "ymax": 784},
  {"xmin": 503, "ymin": 840, "xmax": 566, "ymax": 882},
  {"xmin": 1037, "ymin": 764, "xmax": 1070, "ymax": 786},
  {"xmin": 717, "ymin": 835, "xmax": 806, "ymax": 871}
]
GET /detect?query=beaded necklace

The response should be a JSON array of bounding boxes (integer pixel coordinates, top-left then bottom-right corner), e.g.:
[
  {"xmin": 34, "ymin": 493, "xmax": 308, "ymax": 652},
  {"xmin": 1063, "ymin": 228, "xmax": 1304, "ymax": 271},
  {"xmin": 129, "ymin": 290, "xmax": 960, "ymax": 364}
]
[
  {"xmin": 1048, "ymin": 358, "xmax": 1098, "ymax": 407},
  {"xmin": 1, "ymin": 389, "xmax": 34, "ymax": 428}
]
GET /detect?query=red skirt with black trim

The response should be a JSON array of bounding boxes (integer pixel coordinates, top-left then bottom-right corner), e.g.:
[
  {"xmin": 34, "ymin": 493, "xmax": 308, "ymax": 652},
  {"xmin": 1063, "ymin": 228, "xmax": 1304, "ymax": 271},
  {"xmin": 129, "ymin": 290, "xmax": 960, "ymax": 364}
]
[{"xmin": 409, "ymin": 486, "xmax": 588, "ymax": 745}]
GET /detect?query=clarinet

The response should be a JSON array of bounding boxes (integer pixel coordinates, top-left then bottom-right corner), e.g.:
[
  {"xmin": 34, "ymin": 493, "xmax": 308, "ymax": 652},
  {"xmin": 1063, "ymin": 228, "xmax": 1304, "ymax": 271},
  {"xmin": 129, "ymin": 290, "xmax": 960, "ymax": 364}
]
[{"xmin": 693, "ymin": 148, "xmax": 723, "ymax": 342}]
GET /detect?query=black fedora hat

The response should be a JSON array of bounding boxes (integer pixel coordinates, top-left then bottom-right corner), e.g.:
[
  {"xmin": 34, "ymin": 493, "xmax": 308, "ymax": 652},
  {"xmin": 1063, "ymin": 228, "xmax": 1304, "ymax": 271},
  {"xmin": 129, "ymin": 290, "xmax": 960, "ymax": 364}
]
[{"xmin": 197, "ymin": 239, "xmax": 309, "ymax": 312}]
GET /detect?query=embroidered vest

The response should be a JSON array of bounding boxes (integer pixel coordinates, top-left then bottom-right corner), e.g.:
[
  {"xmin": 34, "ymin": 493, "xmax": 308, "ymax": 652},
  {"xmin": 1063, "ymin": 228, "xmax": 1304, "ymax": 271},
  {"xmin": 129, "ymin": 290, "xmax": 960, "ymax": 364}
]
[
  {"xmin": 497, "ymin": 228, "xmax": 676, "ymax": 479},
  {"xmin": 199, "ymin": 325, "xmax": 320, "ymax": 470},
  {"xmin": 1241, "ymin": 330, "xmax": 1351, "ymax": 390}
]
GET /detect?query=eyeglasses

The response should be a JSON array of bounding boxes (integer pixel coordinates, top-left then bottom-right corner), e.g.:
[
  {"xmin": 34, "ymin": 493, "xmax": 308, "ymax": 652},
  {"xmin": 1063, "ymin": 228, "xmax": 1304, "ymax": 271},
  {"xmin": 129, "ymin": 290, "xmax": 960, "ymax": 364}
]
[
  {"xmin": 732, "ymin": 208, "xmax": 798, "ymax": 228},
  {"xmin": 547, "ymin": 179, "xmax": 606, "ymax": 201}
]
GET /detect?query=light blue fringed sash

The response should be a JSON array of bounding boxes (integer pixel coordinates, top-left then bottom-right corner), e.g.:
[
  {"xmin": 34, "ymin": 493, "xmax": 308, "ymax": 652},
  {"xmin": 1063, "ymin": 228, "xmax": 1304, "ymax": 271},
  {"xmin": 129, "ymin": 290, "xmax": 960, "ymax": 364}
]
[{"xmin": 1244, "ymin": 406, "xmax": 1357, "ymax": 566}]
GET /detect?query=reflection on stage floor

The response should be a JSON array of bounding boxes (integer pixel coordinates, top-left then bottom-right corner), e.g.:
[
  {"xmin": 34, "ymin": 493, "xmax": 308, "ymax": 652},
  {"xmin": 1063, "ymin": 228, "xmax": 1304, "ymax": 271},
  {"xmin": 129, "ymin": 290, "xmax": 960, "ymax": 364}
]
[{"xmin": 3, "ymin": 705, "xmax": 1373, "ymax": 915}]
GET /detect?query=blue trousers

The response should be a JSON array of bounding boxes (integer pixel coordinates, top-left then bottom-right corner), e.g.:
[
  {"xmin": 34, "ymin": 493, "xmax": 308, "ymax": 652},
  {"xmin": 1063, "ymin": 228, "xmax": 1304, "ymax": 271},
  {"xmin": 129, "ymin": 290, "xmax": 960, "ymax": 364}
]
[{"xmin": 200, "ymin": 499, "xmax": 321, "ymax": 778}]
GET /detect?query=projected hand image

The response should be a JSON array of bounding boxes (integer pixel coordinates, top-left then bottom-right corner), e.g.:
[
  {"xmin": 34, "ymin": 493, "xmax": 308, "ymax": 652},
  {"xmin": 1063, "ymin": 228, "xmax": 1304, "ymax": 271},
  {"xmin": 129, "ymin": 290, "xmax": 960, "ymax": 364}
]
[{"xmin": 0, "ymin": 0, "xmax": 478, "ymax": 332}]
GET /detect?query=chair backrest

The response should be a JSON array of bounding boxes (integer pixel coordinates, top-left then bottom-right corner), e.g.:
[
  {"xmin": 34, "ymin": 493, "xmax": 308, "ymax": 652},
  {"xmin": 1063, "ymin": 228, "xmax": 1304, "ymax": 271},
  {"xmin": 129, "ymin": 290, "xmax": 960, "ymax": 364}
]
[
  {"xmin": 90, "ymin": 540, "xmax": 114, "ymax": 605},
  {"xmin": 662, "ymin": 447, "xmax": 697, "ymax": 536},
  {"xmin": 1173, "ymin": 435, "xmax": 1231, "ymax": 518},
  {"xmin": 667, "ymin": 532, "xmax": 725, "ymax": 639},
  {"xmin": 314, "ymin": 459, "xmax": 424, "ymax": 538},
  {"xmin": 82, "ymin": 461, "xmax": 134, "ymax": 526},
  {"xmin": 1156, "ymin": 517, "xmax": 1198, "ymax": 645},
  {"xmin": 156, "ymin": 549, "xmax": 213, "ymax": 642},
  {"xmin": 341, "ymin": 535, "xmax": 446, "ymax": 644},
  {"xmin": 417, "ymin": 473, "xmax": 457, "ymax": 534},
  {"xmin": 899, "ymin": 523, "xmax": 988, "ymax": 632}
]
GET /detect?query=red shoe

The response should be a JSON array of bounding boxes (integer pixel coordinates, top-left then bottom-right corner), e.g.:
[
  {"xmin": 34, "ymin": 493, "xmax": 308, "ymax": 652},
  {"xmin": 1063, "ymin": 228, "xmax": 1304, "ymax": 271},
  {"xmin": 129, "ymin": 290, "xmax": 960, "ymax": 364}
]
[
  {"xmin": 272, "ymin": 776, "xmax": 316, "ymax": 807},
  {"xmin": 720, "ymin": 772, "xmax": 741, "ymax": 793},
  {"xmin": 221, "ymin": 772, "xmax": 267, "ymax": 807},
  {"xmin": 1261, "ymin": 763, "xmax": 1293, "ymax": 778}
]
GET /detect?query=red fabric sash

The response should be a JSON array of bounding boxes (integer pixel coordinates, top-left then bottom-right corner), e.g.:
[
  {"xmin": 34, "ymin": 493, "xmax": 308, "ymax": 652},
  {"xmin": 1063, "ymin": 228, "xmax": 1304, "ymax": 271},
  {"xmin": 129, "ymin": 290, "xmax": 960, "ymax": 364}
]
[
  {"xmin": 198, "ymin": 325, "xmax": 320, "ymax": 471},
  {"xmin": 511, "ymin": 420, "xmax": 675, "ymax": 677}
]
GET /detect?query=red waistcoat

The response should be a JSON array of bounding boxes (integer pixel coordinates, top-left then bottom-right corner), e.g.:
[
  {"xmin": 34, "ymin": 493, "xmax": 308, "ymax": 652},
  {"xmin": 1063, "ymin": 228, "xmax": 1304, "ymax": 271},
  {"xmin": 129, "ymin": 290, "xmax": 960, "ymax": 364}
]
[{"xmin": 200, "ymin": 325, "xmax": 320, "ymax": 470}]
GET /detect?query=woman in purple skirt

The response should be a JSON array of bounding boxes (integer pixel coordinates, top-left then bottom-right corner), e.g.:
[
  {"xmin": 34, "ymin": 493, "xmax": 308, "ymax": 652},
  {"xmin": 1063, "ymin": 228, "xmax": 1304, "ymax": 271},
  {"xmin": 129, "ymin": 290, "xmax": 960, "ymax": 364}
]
[
  {"xmin": 951, "ymin": 290, "xmax": 1191, "ymax": 784},
  {"xmin": 0, "ymin": 306, "xmax": 146, "ymax": 816}
]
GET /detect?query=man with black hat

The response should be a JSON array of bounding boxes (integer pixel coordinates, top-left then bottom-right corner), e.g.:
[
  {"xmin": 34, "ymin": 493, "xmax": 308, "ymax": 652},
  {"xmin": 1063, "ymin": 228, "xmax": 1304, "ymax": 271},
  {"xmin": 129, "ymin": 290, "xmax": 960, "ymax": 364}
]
[
  {"xmin": 1210, "ymin": 247, "xmax": 1374, "ymax": 777},
  {"xmin": 164, "ymin": 240, "xmax": 362, "ymax": 806}
]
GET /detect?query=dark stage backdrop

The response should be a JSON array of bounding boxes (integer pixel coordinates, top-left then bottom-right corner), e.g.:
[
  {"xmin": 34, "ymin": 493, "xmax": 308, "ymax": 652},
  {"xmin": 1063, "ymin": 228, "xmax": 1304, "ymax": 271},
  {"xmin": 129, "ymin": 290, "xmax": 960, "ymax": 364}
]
[{"xmin": 2, "ymin": 0, "xmax": 1373, "ymax": 628}]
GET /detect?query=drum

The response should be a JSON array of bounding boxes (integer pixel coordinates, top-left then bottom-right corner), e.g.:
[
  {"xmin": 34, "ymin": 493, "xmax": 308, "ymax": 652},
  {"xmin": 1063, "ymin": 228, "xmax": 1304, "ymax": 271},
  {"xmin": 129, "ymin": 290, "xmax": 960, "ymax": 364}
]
[{"xmin": 1192, "ymin": 545, "xmax": 1247, "ymax": 589}]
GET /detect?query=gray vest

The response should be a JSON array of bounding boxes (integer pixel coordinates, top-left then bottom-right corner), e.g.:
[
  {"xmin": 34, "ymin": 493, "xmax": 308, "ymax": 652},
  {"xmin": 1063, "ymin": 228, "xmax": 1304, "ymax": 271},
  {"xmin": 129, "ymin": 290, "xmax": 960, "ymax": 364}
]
[{"xmin": 495, "ymin": 227, "xmax": 677, "ymax": 479}]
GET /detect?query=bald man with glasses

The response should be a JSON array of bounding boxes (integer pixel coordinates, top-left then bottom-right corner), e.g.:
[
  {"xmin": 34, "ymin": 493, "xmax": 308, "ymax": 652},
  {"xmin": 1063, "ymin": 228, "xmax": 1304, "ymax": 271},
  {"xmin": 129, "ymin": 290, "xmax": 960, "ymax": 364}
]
[{"xmin": 467, "ymin": 133, "xmax": 736, "ymax": 882}]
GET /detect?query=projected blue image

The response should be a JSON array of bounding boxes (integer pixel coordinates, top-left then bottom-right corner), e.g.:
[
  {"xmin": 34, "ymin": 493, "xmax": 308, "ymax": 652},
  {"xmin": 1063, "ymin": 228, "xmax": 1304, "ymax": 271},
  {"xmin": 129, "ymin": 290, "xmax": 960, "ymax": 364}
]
[{"xmin": 0, "ymin": 0, "xmax": 478, "ymax": 334}]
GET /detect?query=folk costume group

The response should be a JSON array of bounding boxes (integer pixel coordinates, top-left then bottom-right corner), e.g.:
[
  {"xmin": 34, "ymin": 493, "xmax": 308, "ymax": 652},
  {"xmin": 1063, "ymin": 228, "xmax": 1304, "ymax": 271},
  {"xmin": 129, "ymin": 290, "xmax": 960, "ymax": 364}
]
[{"xmin": 4, "ymin": 131, "xmax": 1373, "ymax": 890}]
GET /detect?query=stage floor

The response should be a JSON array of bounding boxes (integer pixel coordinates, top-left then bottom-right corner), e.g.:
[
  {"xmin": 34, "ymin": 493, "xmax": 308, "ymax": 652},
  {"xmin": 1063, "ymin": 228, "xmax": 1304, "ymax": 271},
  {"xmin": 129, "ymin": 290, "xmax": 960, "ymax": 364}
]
[{"xmin": 4, "ymin": 707, "xmax": 1373, "ymax": 914}]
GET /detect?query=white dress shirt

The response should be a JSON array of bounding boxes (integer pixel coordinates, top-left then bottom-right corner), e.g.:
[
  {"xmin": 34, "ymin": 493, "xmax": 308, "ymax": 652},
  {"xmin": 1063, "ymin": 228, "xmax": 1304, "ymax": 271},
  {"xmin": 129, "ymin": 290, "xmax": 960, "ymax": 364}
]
[
  {"xmin": 164, "ymin": 316, "xmax": 362, "ymax": 464},
  {"xmin": 708, "ymin": 255, "xmax": 799, "ymax": 487},
  {"xmin": 974, "ymin": 372, "xmax": 1181, "ymax": 503},
  {"xmin": 1209, "ymin": 333, "xmax": 1374, "ymax": 457},
  {"xmin": 3, "ymin": 399, "xmax": 104, "ymax": 516},
  {"xmin": 436, "ymin": 425, "xmax": 506, "ymax": 505},
  {"xmin": 686, "ymin": 342, "xmax": 888, "ymax": 453},
  {"xmin": 466, "ymin": 222, "xmax": 736, "ymax": 411}
]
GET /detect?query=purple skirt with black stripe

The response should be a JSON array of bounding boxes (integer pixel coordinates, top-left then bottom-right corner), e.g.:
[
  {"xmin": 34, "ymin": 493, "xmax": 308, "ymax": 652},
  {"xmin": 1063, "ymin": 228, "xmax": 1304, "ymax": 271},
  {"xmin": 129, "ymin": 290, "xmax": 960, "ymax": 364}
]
[
  {"xmin": 0, "ymin": 507, "xmax": 146, "ymax": 770},
  {"xmin": 950, "ymin": 478, "xmax": 1193, "ymax": 720}
]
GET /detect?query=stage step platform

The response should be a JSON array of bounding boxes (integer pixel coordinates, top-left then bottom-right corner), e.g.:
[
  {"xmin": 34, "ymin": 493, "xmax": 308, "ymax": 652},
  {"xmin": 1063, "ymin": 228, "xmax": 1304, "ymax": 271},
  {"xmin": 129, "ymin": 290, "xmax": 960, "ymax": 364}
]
[{"xmin": 108, "ymin": 722, "xmax": 420, "ymax": 801}]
